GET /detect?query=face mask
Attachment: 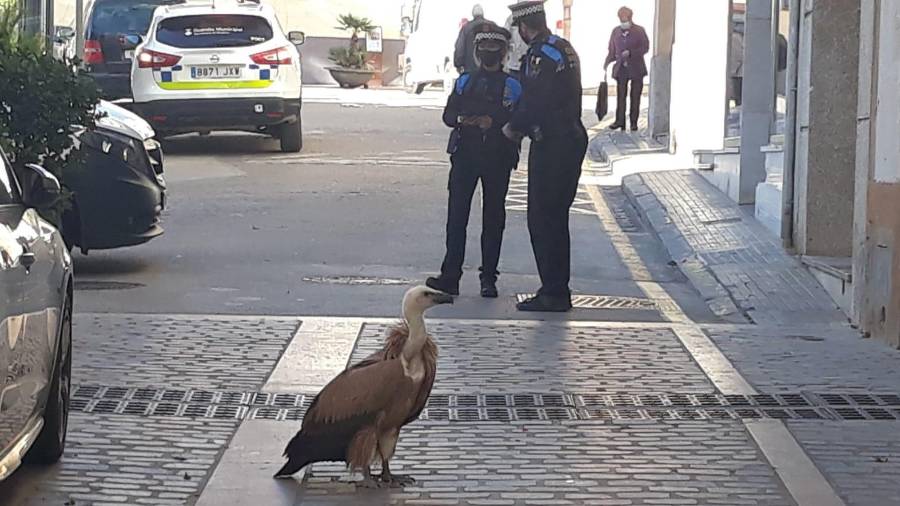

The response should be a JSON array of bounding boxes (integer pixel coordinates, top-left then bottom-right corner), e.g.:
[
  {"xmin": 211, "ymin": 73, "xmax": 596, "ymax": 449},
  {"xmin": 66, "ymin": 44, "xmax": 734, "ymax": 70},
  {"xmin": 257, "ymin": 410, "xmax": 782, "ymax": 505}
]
[
  {"xmin": 478, "ymin": 51, "xmax": 504, "ymax": 68},
  {"xmin": 620, "ymin": 21, "xmax": 632, "ymax": 30},
  {"xmin": 518, "ymin": 26, "xmax": 532, "ymax": 44}
]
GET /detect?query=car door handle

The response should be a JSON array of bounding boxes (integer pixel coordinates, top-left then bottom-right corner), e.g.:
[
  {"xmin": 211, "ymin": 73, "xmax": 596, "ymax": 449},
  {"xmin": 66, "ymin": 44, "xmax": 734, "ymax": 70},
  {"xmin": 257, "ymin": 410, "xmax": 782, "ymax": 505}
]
[{"xmin": 20, "ymin": 251, "xmax": 36, "ymax": 270}]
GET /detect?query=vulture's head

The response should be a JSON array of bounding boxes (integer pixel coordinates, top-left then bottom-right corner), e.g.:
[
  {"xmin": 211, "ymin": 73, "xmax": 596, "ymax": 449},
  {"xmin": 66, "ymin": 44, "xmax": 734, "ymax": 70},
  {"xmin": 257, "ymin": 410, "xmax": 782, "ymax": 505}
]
[{"xmin": 403, "ymin": 285, "xmax": 454, "ymax": 317}]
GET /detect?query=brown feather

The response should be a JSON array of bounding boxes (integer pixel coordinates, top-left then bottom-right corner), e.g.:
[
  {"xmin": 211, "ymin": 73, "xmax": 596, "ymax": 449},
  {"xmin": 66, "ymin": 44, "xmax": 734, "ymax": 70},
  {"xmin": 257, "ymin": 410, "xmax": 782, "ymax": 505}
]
[
  {"xmin": 346, "ymin": 423, "xmax": 379, "ymax": 470},
  {"xmin": 278, "ymin": 319, "xmax": 438, "ymax": 476}
]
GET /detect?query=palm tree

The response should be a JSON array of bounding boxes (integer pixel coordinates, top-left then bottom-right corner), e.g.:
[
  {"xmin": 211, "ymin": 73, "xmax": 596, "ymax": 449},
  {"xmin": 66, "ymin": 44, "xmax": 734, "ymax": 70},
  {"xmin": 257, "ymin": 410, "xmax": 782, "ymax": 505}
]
[{"xmin": 336, "ymin": 14, "xmax": 376, "ymax": 51}]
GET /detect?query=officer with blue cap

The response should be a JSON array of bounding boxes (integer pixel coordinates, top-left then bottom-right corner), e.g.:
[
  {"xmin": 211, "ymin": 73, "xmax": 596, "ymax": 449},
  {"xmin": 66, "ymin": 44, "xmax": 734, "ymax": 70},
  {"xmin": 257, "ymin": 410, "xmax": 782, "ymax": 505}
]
[
  {"xmin": 503, "ymin": 0, "xmax": 587, "ymax": 312},
  {"xmin": 427, "ymin": 23, "xmax": 523, "ymax": 299}
]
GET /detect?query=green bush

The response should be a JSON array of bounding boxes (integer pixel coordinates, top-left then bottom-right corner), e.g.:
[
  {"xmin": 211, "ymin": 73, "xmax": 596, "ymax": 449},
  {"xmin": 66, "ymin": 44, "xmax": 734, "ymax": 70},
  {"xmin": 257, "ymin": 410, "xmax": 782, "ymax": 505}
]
[
  {"xmin": 328, "ymin": 46, "xmax": 369, "ymax": 70},
  {"xmin": 0, "ymin": 5, "xmax": 101, "ymax": 222}
]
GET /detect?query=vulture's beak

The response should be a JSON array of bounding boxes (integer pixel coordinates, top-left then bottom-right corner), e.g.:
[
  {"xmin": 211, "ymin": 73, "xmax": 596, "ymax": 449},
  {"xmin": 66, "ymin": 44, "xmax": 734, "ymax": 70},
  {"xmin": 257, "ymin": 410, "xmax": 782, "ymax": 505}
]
[{"xmin": 432, "ymin": 292, "xmax": 455, "ymax": 305}]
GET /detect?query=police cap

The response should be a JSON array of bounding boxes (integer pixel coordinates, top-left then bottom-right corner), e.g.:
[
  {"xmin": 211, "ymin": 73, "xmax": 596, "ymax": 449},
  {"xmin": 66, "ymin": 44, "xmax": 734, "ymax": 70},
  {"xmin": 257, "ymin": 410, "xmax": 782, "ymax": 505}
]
[
  {"xmin": 508, "ymin": 0, "xmax": 547, "ymax": 25},
  {"xmin": 473, "ymin": 23, "xmax": 511, "ymax": 52}
]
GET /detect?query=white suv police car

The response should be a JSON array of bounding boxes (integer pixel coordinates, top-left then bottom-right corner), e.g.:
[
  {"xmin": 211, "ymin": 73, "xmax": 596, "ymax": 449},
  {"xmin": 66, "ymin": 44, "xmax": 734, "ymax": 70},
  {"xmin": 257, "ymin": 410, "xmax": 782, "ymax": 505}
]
[{"xmin": 130, "ymin": 0, "xmax": 305, "ymax": 152}]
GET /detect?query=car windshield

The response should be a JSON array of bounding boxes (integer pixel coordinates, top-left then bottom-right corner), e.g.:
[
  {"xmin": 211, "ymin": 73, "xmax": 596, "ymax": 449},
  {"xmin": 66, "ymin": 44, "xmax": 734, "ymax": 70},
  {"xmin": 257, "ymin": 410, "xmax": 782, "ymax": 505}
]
[
  {"xmin": 0, "ymin": 151, "xmax": 21, "ymax": 206},
  {"xmin": 156, "ymin": 15, "xmax": 274, "ymax": 48},
  {"xmin": 87, "ymin": 0, "xmax": 164, "ymax": 38}
]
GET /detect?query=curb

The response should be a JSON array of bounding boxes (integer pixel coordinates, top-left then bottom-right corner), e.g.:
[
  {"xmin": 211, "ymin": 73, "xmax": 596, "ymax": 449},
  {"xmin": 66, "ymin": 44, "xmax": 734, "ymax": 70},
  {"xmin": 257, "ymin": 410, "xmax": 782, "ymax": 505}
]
[{"xmin": 622, "ymin": 172, "xmax": 748, "ymax": 324}]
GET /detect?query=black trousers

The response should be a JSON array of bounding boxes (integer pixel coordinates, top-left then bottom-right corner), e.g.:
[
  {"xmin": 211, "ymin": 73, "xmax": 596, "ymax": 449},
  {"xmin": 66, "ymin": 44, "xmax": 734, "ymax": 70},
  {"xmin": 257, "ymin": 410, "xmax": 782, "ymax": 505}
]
[
  {"xmin": 527, "ymin": 125, "xmax": 588, "ymax": 296},
  {"xmin": 440, "ymin": 150, "xmax": 513, "ymax": 283},
  {"xmin": 615, "ymin": 76, "xmax": 644, "ymax": 128}
]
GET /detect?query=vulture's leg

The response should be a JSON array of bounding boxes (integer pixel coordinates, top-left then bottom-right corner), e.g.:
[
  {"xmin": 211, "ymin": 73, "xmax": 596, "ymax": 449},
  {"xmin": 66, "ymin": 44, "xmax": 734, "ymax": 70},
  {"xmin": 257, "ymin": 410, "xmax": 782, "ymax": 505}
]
[
  {"xmin": 357, "ymin": 466, "xmax": 383, "ymax": 489},
  {"xmin": 378, "ymin": 430, "xmax": 415, "ymax": 487}
]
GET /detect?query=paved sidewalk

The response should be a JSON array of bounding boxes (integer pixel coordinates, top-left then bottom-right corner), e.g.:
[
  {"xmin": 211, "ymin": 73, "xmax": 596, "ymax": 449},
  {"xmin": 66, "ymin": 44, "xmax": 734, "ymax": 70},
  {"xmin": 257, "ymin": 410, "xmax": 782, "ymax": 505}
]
[
  {"xmin": 587, "ymin": 107, "xmax": 667, "ymax": 170},
  {"xmin": 623, "ymin": 170, "xmax": 847, "ymax": 325}
]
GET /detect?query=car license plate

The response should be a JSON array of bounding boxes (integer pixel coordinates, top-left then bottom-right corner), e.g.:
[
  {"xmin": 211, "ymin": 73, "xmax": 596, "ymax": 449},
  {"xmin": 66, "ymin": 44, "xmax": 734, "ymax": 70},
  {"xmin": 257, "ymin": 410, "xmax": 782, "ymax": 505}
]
[
  {"xmin": 190, "ymin": 65, "xmax": 241, "ymax": 79},
  {"xmin": 124, "ymin": 50, "xmax": 135, "ymax": 61}
]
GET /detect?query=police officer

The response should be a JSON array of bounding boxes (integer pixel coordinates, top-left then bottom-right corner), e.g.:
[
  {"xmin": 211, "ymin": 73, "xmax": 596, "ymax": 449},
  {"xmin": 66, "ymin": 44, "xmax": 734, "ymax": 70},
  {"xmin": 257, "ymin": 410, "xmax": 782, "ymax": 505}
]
[
  {"xmin": 503, "ymin": 0, "xmax": 587, "ymax": 312},
  {"xmin": 427, "ymin": 23, "xmax": 523, "ymax": 299}
]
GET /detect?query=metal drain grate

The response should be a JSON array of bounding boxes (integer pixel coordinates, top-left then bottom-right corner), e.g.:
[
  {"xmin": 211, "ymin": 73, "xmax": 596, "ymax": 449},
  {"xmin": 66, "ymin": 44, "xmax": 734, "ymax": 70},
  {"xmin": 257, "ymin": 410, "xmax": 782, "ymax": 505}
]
[
  {"xmin": 75, "ymin": 280, "xmax": 145, "ymax": 291},
  {"xmin": 301, "ymin": 276, "xmax": 414, "ymax": 286},
  {"xmin": 515, "ymin": 294, "xmax": 678, "ymax": 312},
  {"xmin": 70, "ymin": 385, "xmax": 900, "ymax": 422}
]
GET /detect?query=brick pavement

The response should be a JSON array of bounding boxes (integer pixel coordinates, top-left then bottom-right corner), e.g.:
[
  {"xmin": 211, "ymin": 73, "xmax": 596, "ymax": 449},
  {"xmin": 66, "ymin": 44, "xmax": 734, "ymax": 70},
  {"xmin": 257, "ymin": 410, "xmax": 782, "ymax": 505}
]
[
  {"xmin": 788, "ymin": 422, "xmax": 900, "ymax": 506},
  {"xmin": 2, "ymin": 413, "xmax": 237, "ymax": 505},
  {"xmin": 354, "ymin": 322, "xmax": 713, "ymax": 394},
  {"xmin": 622, "ymin": 170, "xmax": 847, "ymax": 324},
  {"xmin": 74, "ymin": 314, "xmax": 299, "ymax": 390},
  {"xmin": 1, "ymin": 314, "xmax": 300, "ymax": 506},
  {"xmin": 10, "ymin": 313, "xmax": 900, "ymax": 505},
  {"xmin": 302, "ymin": 421, "xmax": 791, "ymax": 506}
]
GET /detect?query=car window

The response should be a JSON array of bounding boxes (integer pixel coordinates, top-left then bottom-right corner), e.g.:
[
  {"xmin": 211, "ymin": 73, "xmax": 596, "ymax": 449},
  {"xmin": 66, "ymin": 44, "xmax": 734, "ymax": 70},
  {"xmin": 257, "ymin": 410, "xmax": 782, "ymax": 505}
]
[
  {"xmin": 157, "ymin": 15, "xmax": 274, "ymax": 48},
  {"xmin": 87, "ymin": 0, "xmax": 165, "ymax": 38},
  {"xmin": 0, "ymin": 151, "xmax": 22, "ymax": 206}
]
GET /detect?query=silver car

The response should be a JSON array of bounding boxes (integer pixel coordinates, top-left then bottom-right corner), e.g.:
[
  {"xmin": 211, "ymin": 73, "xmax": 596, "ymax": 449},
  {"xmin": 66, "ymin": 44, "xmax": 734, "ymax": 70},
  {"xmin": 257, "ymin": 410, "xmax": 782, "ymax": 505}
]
[{"xmin": 0, "ymin": 147, "xmax": 74, "ymax": 481}]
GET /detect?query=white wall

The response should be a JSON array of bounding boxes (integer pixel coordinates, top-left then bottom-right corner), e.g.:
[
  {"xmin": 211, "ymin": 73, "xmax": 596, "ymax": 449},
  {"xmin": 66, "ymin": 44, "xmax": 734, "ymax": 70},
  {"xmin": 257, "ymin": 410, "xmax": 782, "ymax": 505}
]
[
  {"xmin": 668, "ymin": 0, "xmax": 730, "ymax": 154},
  {"xmin": 265, "ymin": 0, "xmax": 406, "ymax": 38},
  {"xmin": 873, "ymin": 0, "xmax": 900, "ymax": 183}
]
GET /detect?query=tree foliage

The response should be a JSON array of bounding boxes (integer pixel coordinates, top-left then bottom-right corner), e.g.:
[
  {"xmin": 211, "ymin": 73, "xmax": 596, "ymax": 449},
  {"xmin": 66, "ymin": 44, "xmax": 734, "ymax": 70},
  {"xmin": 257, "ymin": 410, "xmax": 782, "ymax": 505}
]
[{"xmin": 0, "ymin": 5, "xmax": 101, "ymax": 221}]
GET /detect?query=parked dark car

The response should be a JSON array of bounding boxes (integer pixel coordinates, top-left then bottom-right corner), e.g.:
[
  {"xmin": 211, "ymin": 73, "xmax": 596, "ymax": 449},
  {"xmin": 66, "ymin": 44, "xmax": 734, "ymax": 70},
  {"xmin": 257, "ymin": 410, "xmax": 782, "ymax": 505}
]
[
  {"xmin": 0, "ymin": 148, "xmax": 74, "ymax": 481},
  {"xmin": 63, "ymin": 101, "xmax": 167, "ymax": 253},
  {"xmin": 83, "ymin": 0, "xmax": 173, "ymax": 99}
]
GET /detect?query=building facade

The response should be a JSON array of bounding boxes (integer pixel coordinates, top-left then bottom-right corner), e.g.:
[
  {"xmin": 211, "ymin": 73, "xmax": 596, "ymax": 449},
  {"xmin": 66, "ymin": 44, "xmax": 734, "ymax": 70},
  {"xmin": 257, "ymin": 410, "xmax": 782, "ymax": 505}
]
[{"xmin": 647, "ymin": 0, "xmax": 899, "ymax": 347}]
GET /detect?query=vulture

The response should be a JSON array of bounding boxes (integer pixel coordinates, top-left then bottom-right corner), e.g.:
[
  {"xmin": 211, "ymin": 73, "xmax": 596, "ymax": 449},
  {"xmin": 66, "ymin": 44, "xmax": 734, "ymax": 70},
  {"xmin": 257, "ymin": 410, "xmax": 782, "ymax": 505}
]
[{"xmin": 274, "ymin": 285, "xmax": 453, "ymax": 487}]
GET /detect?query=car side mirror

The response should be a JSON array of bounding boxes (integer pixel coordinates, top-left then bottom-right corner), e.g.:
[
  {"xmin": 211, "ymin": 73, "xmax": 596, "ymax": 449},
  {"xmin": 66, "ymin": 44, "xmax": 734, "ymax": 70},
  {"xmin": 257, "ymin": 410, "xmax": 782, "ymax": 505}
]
[
  {"xmin": 21, "ymin": 164, "xmax": 62, "ymax": 209},
  {"xmin": 56, "ymin": 26, "xmax": 76, "ymax": 42},
  {"xmin": 288, "ymin": 31, "xmax": 306, "ymax": 45}
]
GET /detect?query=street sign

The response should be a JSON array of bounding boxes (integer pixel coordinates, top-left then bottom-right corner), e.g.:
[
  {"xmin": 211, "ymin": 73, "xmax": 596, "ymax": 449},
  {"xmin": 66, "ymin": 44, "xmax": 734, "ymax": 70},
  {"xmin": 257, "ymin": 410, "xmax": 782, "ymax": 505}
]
[{"xmin": 366, "ymin": 26, "xmax": 383, "ymax": 53}]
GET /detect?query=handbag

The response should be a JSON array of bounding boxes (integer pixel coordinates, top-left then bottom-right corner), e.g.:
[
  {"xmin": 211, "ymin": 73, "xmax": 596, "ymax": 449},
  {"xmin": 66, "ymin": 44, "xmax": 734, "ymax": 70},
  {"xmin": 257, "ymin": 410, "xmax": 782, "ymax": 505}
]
[{"xmin": 595, "ymin": 70, "xmax": 609, "ymax": 122}]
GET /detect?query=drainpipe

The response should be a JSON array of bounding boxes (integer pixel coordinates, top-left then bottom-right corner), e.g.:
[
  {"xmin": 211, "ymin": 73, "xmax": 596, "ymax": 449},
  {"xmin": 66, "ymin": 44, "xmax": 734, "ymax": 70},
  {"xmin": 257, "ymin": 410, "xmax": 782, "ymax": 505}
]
[
  {"xmin": 563, "ymin": 0, "xmax": 573, "ymax": 40},
  {"xmin": 76, "ymin": 0, "xmax": 84, "ymax": 60},
  {"xmin": 780, "ymin": 0, "xmax": 801, "ymax": 249}
]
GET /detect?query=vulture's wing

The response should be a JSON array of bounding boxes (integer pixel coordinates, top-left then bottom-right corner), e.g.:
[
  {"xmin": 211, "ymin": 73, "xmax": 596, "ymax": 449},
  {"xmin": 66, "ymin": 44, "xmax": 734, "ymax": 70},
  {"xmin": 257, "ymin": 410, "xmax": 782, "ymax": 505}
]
[
  {"xmin": 405, "ymin": 337, "xmax": 438, "ymax": 425},
  {"xmin": 302, "ymin": 357, "xmax": 410, "ymax": 434}
]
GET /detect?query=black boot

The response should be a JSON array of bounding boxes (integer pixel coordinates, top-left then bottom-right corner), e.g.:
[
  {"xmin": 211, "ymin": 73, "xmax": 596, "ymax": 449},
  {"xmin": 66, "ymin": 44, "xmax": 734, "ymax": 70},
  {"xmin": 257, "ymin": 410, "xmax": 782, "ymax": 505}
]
[
  {"xmin": 480, "ymin": 277, "xmax": 498, "ymax": 298},
  {"xmin": 516, "ymin": 294, "xmax": 572, "ymax": 312},
  {"xmin": 426, "ymin": 276, "xmax": 459, "ymax": 296}
]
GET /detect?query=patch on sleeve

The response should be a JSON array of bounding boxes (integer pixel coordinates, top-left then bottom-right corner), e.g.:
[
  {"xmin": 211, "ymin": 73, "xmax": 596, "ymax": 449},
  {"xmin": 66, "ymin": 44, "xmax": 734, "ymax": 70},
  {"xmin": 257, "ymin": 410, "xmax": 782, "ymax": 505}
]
[
  {"xmin": 503, "ymin": 77, "xmax": 523, "ymax": 108},
  {"xmin": 455, "ymin": 73, "xmax": 471, "ymax": 95},
  {"xmin": 540, "ymin": 44, "xmax": 563, "ymax": 64}
]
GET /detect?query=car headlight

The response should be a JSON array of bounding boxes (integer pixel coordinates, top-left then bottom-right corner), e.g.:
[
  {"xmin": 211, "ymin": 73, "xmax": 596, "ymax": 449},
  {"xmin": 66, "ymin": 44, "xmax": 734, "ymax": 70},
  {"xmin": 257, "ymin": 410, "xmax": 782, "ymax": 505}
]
[{"xmin": 143, "ymin": 138, "xmax": 161, "ymax": 151}]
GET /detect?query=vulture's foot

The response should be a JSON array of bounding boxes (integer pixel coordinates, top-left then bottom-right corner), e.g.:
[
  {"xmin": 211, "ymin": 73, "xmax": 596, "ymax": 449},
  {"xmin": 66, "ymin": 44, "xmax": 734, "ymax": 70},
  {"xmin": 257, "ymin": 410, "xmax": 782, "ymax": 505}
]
[
  {"xmin": 357, "ymin": 477, "xmax": 385, "ymax": 489},
  {"xmin": 380, "ymin": 473, "xmax": 416, "ymax": 487}
]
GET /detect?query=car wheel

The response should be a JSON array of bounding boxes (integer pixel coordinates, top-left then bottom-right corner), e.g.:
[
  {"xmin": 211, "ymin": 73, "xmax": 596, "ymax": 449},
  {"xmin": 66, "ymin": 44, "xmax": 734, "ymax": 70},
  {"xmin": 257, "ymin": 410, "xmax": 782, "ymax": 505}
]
[
  {"xmin": 279, "ymin": 118, "xmax": 303, "ymax": 153},
  {"xmin": 25, "ymin": 295, "xmax": 72, "ymax": 465}
]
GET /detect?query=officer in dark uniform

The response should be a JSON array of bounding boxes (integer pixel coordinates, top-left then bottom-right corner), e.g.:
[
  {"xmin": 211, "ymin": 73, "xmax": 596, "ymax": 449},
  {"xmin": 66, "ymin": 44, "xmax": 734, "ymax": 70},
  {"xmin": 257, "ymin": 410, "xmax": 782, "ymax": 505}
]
[
  {"xmin": 427, "ymin": 23, "xmax": 523, "ymax": 299},
  {"xmin": 503, "ymin": 0, "xmax": 588, "ymax": 312}
]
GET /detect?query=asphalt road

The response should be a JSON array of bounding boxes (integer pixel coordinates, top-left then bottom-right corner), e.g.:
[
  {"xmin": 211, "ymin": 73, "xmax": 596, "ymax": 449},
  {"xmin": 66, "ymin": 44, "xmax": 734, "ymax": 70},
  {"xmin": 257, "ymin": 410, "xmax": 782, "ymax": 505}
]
[{"xmin": 72, "ymin": 102, "xmax": 716, "ymax": 322}]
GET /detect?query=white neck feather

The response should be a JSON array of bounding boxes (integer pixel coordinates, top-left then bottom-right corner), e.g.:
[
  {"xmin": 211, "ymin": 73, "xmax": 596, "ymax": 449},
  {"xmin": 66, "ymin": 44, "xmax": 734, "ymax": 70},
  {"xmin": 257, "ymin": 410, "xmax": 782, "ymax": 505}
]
[{"xmin": 402, "ymin": 309, "xmax": 427, "ymax": 360}]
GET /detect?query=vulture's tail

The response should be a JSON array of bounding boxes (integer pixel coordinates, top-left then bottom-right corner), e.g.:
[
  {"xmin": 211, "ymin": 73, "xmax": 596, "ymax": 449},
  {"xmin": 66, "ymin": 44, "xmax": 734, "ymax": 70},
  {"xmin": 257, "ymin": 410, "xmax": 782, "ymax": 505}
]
[
  {"xmin": 274, "ymin": 431, "xmax": 345, "ymax": 478},
  {"xmin": 274, "ymin": 455, "xmax": 311, "ymax": 479}
]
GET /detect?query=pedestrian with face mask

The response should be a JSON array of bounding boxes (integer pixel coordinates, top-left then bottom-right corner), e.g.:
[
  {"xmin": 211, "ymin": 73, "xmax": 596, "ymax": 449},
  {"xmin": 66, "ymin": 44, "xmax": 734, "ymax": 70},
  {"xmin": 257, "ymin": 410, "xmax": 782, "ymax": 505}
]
[
  {"xmin": 502, "ymin": 0, "xmax": 586, "ymax": 312},
  {"xmin": 428, "ymin": 23, "xmax": 523, "ymax": 299},
  {"xmin": 604, "ymin": 6, "xmax": 649, "ymax": 131}
]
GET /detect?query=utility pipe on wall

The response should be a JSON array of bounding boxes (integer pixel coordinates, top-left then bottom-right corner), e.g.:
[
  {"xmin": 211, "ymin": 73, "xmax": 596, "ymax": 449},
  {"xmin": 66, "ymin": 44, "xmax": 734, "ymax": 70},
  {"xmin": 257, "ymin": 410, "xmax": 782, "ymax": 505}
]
[
  {"xmin": 780, "ymin": 0, "xmax": 801, "ymax": 249},
  {"xmin": 75, "ymin": 0, "xmax": 84, "ymax": 59}
]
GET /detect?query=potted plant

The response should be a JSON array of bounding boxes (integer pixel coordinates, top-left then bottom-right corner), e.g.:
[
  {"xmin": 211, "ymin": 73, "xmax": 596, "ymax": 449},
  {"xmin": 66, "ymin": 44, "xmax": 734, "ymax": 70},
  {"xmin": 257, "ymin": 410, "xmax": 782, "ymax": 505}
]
[{"xmin": 327, "ymin": 14, "xmax": 376, "ymax": 88}]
